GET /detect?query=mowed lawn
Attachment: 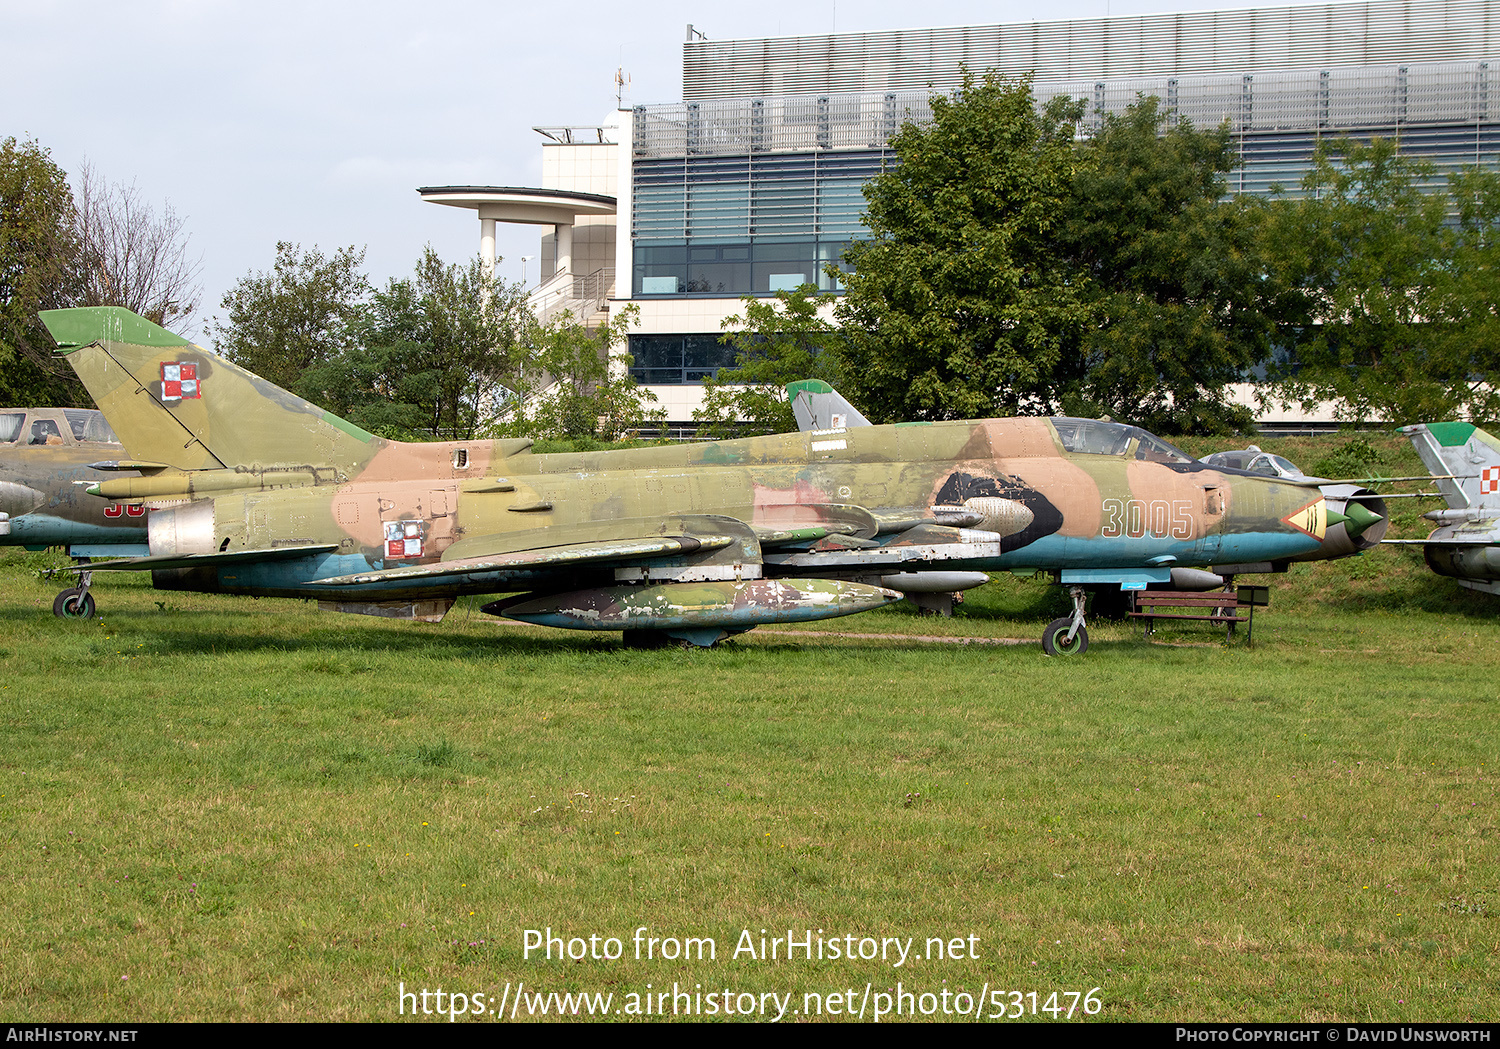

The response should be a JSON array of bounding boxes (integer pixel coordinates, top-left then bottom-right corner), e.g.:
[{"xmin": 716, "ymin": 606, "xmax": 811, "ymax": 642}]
[{"xmin": 0, "ymin": 433, "xmax": 1495, "ymax": 1022}]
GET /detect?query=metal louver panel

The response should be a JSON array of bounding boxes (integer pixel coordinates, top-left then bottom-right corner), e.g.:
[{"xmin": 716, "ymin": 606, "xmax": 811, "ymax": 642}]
[{"xmin": 682, "ymin": 0, "xmax": 1500, "ymax": 100}]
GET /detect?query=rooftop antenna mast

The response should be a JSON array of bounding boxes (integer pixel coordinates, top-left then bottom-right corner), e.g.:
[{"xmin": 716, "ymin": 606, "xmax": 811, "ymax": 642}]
[{"xmin": 615, "ymin": 67, "xmax": 631, "ymax": 107}]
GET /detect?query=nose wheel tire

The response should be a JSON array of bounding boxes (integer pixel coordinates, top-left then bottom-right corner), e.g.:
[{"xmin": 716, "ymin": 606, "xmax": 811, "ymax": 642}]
[
  {"xmin": 53, "ymin": 587, "xmax": 97, "ymax": 620},
  {"xmin": 1041, "ymin": 617, "xmax": 1088, "ymax": 656}
]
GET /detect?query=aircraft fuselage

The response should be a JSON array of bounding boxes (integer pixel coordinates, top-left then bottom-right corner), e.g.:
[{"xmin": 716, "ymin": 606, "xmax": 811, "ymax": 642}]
[{"xmin": 144, "ymin": 416, "xmax": 1327, "ymax": 602}]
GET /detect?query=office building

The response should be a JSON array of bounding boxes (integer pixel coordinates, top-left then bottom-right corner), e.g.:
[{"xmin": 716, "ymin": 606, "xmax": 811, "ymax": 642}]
[{"xmin": 425, "ymin": 0, "xmax": 1500, "ymax": 427}]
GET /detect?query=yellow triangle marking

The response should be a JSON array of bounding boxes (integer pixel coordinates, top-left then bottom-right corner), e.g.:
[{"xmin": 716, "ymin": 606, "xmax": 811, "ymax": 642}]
[{"xmin": 1282, "ymin": 497, "xmax": 1327, "ymax": 541}]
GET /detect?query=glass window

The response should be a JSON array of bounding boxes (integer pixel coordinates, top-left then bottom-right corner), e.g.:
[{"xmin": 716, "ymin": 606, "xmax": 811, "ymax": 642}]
[
  {"xmin": 1132, "ymin": 432, "xmax": 1196, "ymax": 465},
  {"xmin": 0, "ymin": 413, "xmax": 22, "ymax": 443},
  {"xmin": 752, "ymin": 181, "xmax": 815, "ymax": 235},
  {"xmin": 28, "ymin": 419, "xmax": 65, "ymax": 445},
  {"xmin": 688, "ymin": 182, "xmax": 750, "ymax": 238},
  {"xmin": 1052, "ymin": 418, "xmax": 1133, "ymax": 456},
  {"xmin": 634, "ymin": 181, "xmax": 687, "ymax": 238},
  {"xmin": 818, "ymin": 179, "xmax": 868, "ymax": 236},
  {"xmin": 684, "ymin": 335, "xmax": 737, "ymax": 381},
  {"xmin": 627, "ymin": 334, "xmax": 738, "ymax": 385},
  {"xmin": 63, "ymin": 409, "xmax": 119, "ymax": 444}
]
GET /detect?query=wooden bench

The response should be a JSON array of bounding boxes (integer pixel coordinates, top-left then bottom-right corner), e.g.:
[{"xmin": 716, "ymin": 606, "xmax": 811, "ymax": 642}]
[{"xmin": 1127, "ymin": 586, "xmax": 1269, "ymax": 644}]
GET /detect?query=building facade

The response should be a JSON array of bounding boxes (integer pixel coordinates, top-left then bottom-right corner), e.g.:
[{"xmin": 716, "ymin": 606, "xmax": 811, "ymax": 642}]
[{"xmin": 429, "ymin": 0, "xmax": 1500, "ymax": 427}]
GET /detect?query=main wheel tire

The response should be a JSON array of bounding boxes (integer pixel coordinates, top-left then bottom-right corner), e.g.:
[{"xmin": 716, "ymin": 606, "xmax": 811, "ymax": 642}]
[
  {"xmin": 1041, "ymin": 616, "xmax": 1087, "ymax": 656},
  {"xmin": 53, "ymin": 588, "xmax": 96, "ymax": 620}
]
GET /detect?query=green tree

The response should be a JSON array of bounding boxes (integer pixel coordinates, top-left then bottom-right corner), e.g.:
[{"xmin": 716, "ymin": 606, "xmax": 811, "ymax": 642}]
[
  {"xmin": 1428, "ymin": 166, "xmax": 1500, "ymax": 422},
  {"xmin": 693, "ymin": 284, "xmax": 842, "ymax": 436},
  {"xmin": 501, "ymin": 305, "xmax": 662, "ymax": 440},
  {"xmin": 336, "ymin": 248, "xmax": 530, "ymax": 440},
  {"xmin": 832, "ymin": 74, "xmax": 1093, "ymax": 422},
  {"xmin": 1263, "ymin": 137, "xmax": 1494, "ymax": 424},
  {"xmin": 210, "ymin": 242, "xmax": 370, "ymax": 394},
  {"xmin": 0, "ymin": 138, "xmax": 87, "ymax": 405},
  {"xmin": 1057, "ymin": 99, "xmax": 1282, "ymax": 434}
]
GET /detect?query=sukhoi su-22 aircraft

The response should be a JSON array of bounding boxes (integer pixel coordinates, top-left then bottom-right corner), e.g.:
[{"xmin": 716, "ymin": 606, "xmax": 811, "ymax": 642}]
[{"xmin": 39, "ymin": 307, "xmax": 1381, "ymax": 654}]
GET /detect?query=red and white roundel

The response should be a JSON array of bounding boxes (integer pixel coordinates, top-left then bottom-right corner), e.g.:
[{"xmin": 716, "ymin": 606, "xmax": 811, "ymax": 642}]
[{"xmin": 1481, "ymin": 466, "xmax": 1500, "ymax": 496}]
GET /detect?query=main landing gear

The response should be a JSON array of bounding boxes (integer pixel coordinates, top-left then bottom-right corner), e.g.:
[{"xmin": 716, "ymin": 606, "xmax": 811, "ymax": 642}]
[
  {"xmin": 52, "ymin": 570, "xmax": 97, "ymax": 620},
  {"xmin": 1040, "ymin": 586, "xmax": 1089, "ymax": 656}
]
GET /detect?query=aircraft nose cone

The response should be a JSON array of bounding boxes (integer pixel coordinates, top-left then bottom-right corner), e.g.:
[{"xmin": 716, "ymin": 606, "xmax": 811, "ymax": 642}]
[
  {"xmin": 0, "ymin": 480, "xmax": 46, "ymax": 516},
  {"xmin": 1342, "ymin": 501, "xmax": 1384, "ymax": 538}
]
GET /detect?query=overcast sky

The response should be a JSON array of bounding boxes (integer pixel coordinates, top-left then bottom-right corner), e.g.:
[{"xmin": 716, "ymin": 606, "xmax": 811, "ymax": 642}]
[{"xmin": 6, "ymin": 0, "xmax": 1322, "ymax": 343}]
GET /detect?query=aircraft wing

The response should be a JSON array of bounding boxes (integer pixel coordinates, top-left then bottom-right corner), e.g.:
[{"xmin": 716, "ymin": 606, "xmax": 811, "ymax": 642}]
[
  {"xmin": 54, "ymin": 544, "xmax": 341, "ymax": 571},
  {"xmin": 317, "ymin": 511, "xmax": 1007, "ymax": 587},
  {"xmin": 770, "ymin": 534, "xmax": 1004, "ymax": 570},
  {"xmin": 313, "ymin": 534, "xmax": 736, "ymax": 586}
]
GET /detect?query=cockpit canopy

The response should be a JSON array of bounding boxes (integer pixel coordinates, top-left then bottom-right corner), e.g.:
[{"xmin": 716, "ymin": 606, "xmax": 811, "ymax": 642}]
[
  {"xmin": 1201, "ymin": 448, "xmax": 1306, "ymax": 480},
  {"xmin": 1050, "ymin": 418, "xmax": 1197, "ymax": 465},
  {"xmin": 0, "ymin": 408, "xmax": 122, "ymax": 446}
]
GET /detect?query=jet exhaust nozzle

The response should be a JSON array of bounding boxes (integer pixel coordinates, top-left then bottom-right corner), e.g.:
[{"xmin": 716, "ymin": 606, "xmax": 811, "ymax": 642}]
[{"xmin": 148, "ymin": 499, "xmax": 217, "ymax": 557}]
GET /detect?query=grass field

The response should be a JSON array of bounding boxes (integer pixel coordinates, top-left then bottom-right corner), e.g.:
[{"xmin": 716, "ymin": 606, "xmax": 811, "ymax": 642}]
[{"xmin": 1, "ymin": 432, "xmax": 1495, "ymax": 1023}]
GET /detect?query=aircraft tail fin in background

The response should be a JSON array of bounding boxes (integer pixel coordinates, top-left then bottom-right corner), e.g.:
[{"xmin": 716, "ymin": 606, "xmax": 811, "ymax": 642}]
[
  {"xmin": 41, "ymin": 307, "xmax": 384, "ymax": 473},
  {"xmin": 788, "ymin": 380, "xmax": 872, "ymax": 432},
  {"xmin": 1400, "ymin": 422, "xmax": 1500, "ymax": 512}
]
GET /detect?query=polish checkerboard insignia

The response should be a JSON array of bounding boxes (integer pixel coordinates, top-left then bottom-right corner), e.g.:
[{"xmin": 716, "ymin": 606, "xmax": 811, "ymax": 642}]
[
  {"xmin": 384, "ymin": 520, "xmax": 425, "ymax": 559},
  {"xmin": 1482, "ymin": 465, "xmax": 1500, "ymax": 496},
  {"xmin": 160, "ymin": 361, "xmax": 200, "ymax": 401}
]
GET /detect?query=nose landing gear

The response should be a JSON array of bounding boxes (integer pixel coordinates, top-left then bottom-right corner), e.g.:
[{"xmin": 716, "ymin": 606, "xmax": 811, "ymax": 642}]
[
  {"xmin": 1041, "ymin": 586, "xmax": 1089, "ymax": 656},
  {"xmin": 51, "ymin": 570, "xmax": 96, "ymax": 619}
]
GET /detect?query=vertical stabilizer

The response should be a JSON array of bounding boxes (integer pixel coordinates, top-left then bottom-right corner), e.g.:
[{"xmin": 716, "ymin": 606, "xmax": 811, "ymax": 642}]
[
  {"xmin": 1401, "ymin": 422, "xmax": 1500, "ymax": 510},
  {"xmin": 41, "ymin": 307, "xmax": 385, "ymax": 473},
  {"xmin": 787, "ymin": 380, "xmax": 872, "ymax": 432}
]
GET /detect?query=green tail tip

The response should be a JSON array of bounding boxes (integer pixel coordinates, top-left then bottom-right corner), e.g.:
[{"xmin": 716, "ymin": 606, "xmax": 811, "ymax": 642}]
[
  {"xmin": 785, "ymin": 379, "xmax": 834, "ymax": 397},
  {"xmin": 39, "ymin": 306, "xmax": 191, "ymax": 352}
]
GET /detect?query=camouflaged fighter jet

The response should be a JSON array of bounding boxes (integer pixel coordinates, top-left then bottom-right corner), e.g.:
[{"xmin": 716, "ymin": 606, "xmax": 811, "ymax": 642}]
[
  {"xmin": 1, "ymin": 407, "xmax": 150, "ymax": 615},
  {"xmin": 791, "ymin": 381, "xmax": 1394, "ymax": 600},
  {"xmin": 1388, "ymin": 422, "xmax": 1500, "ymax": 595},
  {"xmin": 39, "ymin": 307, "xmax": 1376, "ymax": 654}
]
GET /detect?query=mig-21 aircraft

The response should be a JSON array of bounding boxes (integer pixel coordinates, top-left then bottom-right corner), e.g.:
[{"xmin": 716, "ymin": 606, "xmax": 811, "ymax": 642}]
[
  {"xmin": 791, "ymin": 382, "xmax": 1394, "ymax": 597},
  {"xmin": 39, "ymin": 307, "xmax": 1383, "ymax": 654},
  {"xmin": 1389, "ymin": 422, "xmax": 1500, "ymax": 595},
  {"xmin": 1, "ymin": 406, "xmax": 150, "ymax": 615}
]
